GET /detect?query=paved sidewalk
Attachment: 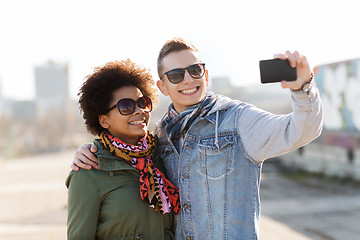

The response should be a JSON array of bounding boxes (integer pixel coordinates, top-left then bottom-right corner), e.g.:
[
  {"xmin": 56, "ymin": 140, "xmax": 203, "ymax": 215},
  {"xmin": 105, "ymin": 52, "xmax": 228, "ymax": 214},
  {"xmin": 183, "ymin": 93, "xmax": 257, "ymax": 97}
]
[
  {"xmin": 260, "ymin": 160, "xmax": 360, "ymax": 240},
  {"xmin": 1, "ymin": 153, "xmax": 359, "ymax": 239},
  {"xmin": 0, "ymin": 152, "xmax": 69, "ymax": 240}
]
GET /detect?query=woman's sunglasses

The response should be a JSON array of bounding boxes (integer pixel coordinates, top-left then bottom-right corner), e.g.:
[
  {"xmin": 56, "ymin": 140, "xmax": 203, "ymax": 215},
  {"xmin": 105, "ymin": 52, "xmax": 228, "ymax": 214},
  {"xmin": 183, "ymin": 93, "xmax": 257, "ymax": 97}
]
[
  {"xmin": 160, "ymin": 63, "xmax": 206, "ymax": 84},
  {"xmin": 105, "ymin": 96, "xmax": 153, "ymax": 115}
]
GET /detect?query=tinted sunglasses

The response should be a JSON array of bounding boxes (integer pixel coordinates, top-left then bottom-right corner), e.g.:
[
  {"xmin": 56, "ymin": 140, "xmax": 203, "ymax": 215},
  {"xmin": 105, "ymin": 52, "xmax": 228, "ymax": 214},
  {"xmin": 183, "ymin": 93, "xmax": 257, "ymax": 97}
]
[
  {"xmin": 105, "ymin": 96, "xmax": 152, "ymax": 115},
  {"xmin": 160, "ymin": 63, "xmax": 206, "ymax": 84}
]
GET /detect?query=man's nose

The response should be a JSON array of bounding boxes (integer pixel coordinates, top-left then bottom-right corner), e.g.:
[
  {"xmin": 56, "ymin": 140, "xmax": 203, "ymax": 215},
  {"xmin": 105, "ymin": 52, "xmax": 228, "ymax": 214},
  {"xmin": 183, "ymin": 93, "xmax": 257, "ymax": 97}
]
[{"xmin": 182, "ymin": 70, "xmax": 195, "ymax": 84}]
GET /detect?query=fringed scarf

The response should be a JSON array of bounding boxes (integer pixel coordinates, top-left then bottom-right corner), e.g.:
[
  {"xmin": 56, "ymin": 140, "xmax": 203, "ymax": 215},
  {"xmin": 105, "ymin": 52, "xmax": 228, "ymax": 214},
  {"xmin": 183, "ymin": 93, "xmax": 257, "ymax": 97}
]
[
  {"xmin": 99, "ymin": 130, "xmax": 180, "ymax": 214},
  {"xmin": 165, "ymin": 92, "xmax": 217, "ymax": 152}
]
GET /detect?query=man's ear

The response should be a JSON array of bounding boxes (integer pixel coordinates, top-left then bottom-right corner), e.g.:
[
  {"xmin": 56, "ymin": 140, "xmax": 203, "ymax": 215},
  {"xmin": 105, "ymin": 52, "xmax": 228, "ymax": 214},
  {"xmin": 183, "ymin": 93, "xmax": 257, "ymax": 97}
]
[
  {"xmin": 205, "ymin": 70, "xmax": 210, "ymax": 87},
  {"xmin": 99, "ymin": 115, "xmax": 109, "ymax": 129},
  {"xmin": 156, "ymin": 80, "xmax": 169, "ymax": 96}
]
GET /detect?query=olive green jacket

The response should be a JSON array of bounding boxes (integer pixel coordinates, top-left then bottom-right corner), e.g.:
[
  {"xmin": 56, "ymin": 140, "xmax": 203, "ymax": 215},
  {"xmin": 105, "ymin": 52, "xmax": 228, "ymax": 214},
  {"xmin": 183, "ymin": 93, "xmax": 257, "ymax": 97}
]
[{"xmin": 66, "ymin": 139, "xmax": 174, "ymax": 240}]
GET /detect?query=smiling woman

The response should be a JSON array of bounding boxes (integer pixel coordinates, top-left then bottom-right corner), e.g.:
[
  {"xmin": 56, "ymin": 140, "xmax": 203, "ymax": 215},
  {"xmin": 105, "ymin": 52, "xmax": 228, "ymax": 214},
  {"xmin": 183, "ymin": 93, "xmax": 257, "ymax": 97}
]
[
  {"xmin": 77, "ymin": 60, "xmax": 157, "ymax": 136},
  {"xmin": 98, "ymin": 86, "xmax": 152, "ymax": 145},
  {"xmin": 66, "ymin": 59, "xmax": 179, "ymax": 240}
]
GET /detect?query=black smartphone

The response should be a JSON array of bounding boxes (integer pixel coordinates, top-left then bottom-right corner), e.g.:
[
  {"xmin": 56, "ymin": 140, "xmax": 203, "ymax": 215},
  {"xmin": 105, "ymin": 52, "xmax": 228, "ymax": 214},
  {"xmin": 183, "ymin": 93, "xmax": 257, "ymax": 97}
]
[{"xmin": 259, "ymin": 59, "xmax": 297, "ymax": 84}]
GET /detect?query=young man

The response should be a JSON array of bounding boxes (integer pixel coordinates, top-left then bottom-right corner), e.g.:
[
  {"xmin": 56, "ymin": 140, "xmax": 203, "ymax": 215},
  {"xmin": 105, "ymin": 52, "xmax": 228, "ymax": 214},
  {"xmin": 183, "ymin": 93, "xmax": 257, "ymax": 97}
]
[{"xmin": 72, "ymin": 38, "xmax": 323, "ymax": 239}]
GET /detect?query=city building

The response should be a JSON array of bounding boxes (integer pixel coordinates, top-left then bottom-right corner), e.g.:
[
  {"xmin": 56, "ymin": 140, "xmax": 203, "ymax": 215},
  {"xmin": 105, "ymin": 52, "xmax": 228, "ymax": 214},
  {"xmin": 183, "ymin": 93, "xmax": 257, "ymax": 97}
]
[
  {"xmin": 34, "ymin": 61, "xmax": 69, "ymax": 118},
  {"xmin": 11, "ymin": 100, "xmax": 36, "ymax": 124}
]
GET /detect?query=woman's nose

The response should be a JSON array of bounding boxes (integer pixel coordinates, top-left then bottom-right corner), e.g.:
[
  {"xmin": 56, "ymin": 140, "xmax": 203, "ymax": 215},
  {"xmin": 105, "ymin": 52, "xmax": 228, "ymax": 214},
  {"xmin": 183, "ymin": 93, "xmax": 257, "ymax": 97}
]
[{"xmin": 133, "ymin": 104, "xmax": 145, "ymax": 114}]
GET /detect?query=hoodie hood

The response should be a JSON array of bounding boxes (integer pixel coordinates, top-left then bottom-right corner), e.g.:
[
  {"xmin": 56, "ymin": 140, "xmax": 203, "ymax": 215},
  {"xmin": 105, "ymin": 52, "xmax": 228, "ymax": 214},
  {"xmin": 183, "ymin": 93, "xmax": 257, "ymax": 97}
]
[
  {"xmin": 155, "ymin": 92, "xmax": 243, "ymax": 132},
  {"xmin": 155, "ymin": 92, "xmax": 244, "ymax": 151},
  {"xmin": 207, "ymin": 93, "xmax": 243, "ymax": 114}
]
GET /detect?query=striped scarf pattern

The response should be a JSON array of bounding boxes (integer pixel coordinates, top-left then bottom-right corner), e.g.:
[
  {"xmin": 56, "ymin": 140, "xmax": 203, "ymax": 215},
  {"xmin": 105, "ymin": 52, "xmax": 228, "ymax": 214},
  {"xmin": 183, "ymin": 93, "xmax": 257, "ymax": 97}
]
[
  {"xmin": 165, "ymin": 92, "xmax": 217, "ymax": 152},
  {"xmin": 99, "ymin": 131, "xmax": 180, "ymax": 214}
]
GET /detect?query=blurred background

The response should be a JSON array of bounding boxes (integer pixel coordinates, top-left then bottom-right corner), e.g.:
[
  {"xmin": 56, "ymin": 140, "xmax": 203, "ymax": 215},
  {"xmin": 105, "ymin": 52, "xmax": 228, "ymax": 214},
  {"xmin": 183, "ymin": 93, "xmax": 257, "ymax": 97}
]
[{"xmin": 0, "ymin": 0, "xmax": 359, "ymax": 239}]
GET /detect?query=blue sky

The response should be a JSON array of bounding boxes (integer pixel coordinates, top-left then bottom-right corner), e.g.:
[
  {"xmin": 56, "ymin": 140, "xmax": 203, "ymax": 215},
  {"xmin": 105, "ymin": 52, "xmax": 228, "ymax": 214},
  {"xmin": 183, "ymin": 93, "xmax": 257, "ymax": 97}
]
[{"xmin": 1, "ymin": 0, "xmax": 359, "ymax": 100}]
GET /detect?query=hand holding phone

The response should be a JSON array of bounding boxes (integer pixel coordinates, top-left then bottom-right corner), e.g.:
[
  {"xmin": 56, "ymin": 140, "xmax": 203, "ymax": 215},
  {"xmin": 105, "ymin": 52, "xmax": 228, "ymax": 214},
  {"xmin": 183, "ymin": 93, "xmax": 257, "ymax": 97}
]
[{"xmin": 259, "ymin": 59, "xmax": 297, "ymax": 84}]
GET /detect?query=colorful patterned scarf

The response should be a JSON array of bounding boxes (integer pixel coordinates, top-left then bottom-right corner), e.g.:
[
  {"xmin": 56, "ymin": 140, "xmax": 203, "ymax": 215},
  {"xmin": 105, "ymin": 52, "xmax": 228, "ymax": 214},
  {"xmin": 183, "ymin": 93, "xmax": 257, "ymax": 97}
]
[
  {"xmin": 165, "ymin": 92, "xmax": 217, "ymax": 152},
  {"xmin": 99, "ymin": 130, "xmax": 180, "ymax": 214}
]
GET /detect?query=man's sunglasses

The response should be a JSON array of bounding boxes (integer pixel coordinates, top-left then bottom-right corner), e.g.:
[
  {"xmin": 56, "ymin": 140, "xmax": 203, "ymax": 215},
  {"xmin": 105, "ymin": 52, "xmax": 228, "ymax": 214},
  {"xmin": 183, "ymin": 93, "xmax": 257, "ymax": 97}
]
[
  {"xmin": 160, "ymin": 63, "xmax": 206, "ymax": 84},
  {"xmin": 105, "ymin": 96, "xmax": 152, "ymax": 115}
]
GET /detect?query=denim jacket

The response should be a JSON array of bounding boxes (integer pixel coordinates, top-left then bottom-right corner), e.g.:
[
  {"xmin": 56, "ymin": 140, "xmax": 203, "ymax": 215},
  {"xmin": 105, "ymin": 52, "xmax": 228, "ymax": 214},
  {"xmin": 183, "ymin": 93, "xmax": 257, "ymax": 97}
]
[{"xmin": 154, "ymin": 88, "xmax": 323, "ymax": 240}]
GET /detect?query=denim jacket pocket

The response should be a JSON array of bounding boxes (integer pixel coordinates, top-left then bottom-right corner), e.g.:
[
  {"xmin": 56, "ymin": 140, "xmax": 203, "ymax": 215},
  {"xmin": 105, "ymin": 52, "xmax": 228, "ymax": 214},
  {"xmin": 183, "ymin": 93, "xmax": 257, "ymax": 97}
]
[
  {"xmin": 199, "ymin": 134, "xmax": 235, "ymax": 179},
  {"xmin": 158, "ymin": 144, "xmax": 174, "ymax": 158}
]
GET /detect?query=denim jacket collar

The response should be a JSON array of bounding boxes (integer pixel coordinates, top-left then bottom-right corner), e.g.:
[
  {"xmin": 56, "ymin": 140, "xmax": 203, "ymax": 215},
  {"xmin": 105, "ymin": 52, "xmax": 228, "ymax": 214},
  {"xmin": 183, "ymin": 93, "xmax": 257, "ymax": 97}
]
[{"xmin": 155, "ymin": 93, "xmax": 241, "ymax": 134}]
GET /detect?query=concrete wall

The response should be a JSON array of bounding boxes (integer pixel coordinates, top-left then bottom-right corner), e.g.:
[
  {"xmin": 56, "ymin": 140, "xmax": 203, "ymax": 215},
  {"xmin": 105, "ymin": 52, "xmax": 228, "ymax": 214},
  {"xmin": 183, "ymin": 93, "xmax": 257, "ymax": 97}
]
[{"xmin": 279, "ymin": 142, "xmax": 360, "ymax": 180}]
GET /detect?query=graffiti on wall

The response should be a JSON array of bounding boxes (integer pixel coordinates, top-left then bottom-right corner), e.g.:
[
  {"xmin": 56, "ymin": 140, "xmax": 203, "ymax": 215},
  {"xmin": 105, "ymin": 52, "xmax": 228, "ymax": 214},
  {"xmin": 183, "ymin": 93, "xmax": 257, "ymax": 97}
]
[{"xmin": 314, "ymin": 59, "xmax": 360, "ymax": 132}]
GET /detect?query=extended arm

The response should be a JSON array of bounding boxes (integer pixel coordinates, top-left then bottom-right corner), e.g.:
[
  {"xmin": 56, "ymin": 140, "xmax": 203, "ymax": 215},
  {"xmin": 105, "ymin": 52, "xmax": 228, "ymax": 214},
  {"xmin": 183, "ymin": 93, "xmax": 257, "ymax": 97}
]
[{"xmin": 239, "ymin": 51, "xmax": 323, "ymax": 162}]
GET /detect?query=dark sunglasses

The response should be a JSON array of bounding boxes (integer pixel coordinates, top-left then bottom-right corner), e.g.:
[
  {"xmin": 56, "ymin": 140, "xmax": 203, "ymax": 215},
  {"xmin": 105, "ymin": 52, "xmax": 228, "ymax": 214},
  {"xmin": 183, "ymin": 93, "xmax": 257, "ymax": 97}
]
[
  {"xmin": 105, "ymin": 96, "xmax": 152, "ymax": 115},
  {"xmin": 160, "ymin": 63, "xmax": 206, "ymax": 84}
]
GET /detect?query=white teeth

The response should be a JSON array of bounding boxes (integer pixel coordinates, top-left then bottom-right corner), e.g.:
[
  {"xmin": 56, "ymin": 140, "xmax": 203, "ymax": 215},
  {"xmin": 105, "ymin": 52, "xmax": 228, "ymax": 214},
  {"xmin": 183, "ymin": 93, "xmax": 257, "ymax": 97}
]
[
  {"xmin": 130, "ymin": 120, "xmax": 144, "ymax": 125},
  {"xmin": 181, "ymin": 88, "xmax": 197, "ymax": 94}
]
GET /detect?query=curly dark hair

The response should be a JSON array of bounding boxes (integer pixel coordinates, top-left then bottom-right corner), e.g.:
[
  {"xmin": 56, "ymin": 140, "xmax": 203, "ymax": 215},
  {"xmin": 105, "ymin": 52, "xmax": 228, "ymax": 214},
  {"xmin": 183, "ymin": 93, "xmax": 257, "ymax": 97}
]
[{"xmin": 78, "ymin": 59, "xmax": 157, "ymax": 136}]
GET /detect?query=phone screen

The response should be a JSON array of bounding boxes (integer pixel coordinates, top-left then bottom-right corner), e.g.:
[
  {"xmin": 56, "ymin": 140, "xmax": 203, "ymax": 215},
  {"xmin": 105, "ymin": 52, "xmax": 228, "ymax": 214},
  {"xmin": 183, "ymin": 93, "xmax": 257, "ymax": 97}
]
[{"xmin": 259, "ymin": 59, "xmax": 297, "ymax": 84}]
